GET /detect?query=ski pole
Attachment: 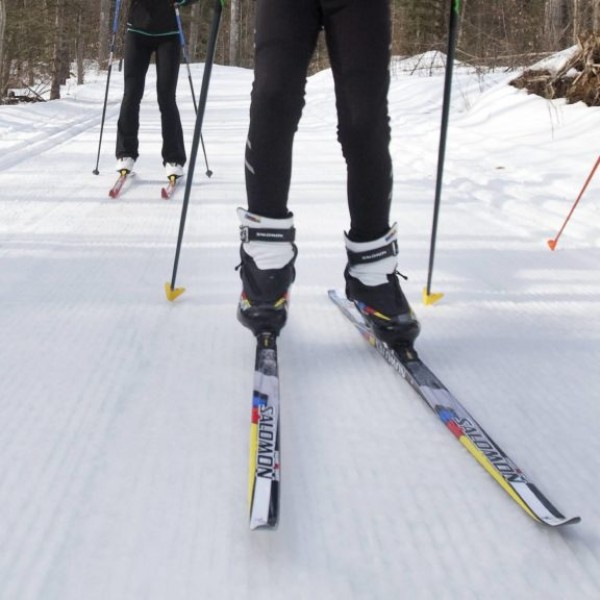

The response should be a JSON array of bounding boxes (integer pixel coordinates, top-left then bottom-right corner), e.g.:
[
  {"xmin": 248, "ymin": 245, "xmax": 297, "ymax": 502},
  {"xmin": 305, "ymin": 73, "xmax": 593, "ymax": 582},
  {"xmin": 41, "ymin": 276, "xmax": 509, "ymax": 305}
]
[
  {"xmin": 175, "ymin": 4, "xmax": 213, "ymax": 178},
  {"xmin": 547, "ymin": 155, "xmax": 600, "ymax": 250},
  {"xmin": 165, "ymin": 0, "xmax": 224, "ymax": 301},
  {"xmin": 93, "ymin": 0, "xmax": 122, "ymax": 175},
  {"xmin": 423, "ymin": 0, "xmax": 461, "ymax": 305}
]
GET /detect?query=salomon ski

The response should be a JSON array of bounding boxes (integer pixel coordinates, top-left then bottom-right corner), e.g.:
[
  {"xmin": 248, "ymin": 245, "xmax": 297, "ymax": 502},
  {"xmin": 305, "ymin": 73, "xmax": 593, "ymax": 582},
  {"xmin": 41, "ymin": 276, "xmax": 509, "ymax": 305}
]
[
  {"xmin": 248, "ymin": 332, "xmax": 281, "ymax": 529},
  {"xmin": 328, "ymin": 290, "xmax": 580, "ymax": 528}
]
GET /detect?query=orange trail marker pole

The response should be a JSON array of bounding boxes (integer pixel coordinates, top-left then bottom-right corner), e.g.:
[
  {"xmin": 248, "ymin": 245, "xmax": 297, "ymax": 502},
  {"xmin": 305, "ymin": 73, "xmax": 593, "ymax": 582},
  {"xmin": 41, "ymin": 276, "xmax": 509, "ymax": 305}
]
[{"xmin": 548, "ymin": 155, "xmax": 600, "ymax": 251}]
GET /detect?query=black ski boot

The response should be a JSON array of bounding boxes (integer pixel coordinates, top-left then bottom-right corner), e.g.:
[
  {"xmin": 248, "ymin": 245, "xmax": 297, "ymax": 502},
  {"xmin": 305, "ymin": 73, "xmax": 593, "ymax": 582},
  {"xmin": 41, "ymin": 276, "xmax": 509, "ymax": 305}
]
[
  {"xmin": 236, "ymin": 208, "xmax": 297, "ymax": 336},
  {"xmin": 344, "ymin": 225, "xmax": 420, "ymax": 348}
]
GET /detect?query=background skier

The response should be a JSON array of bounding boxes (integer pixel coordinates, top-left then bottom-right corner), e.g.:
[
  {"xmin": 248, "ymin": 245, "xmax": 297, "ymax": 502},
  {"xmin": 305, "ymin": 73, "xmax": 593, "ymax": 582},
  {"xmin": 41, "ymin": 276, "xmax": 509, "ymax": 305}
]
[{"xmin": 115, "ymin": 0, "xmax": 198, "ymax": 179}]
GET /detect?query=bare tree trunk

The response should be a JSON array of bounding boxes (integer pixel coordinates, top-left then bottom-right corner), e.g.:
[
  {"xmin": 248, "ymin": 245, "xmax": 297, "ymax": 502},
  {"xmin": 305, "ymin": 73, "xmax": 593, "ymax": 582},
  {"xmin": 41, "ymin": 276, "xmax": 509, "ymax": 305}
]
[
  {"xmin": 229, "ymin": 0, "xmax": 240, "ymax": 66},
  {"xmin": 545, "ymin": 0, "xmax": 569, "ymax": 49},
  {"xmin": 98, "ymin": 0, "xmax": 111, "ymax": 69},
  {"xmin": 51, "ymin": 0, "xmax": 67, "ymax": 99},
  {"xmin": 76, "ymin": 9, "xmax": 84, "ymax": 84},
  {"xmin": 188, "ymin": 2, "xmax": 202, "ymax": 62},
  {"xmin": 576, "ymin": 0, "xmax": 599, "ymax": 35},
  {"xmin": 239, "ymin": 0, "xmax": 255, "ymax": 67},
  {"xmin": 0, "ymin": 0, "xmax": 6, "ymax": 96},
  {"xmin": 457, "ymin": 0, "xmax": 467, "ymax": 48}
]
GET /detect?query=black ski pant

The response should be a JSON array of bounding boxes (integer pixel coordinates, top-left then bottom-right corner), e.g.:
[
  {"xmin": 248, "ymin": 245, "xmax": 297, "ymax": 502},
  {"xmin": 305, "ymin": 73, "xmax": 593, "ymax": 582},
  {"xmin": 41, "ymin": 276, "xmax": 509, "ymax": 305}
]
[
  {"xmin": 245, "ymin": 0, "xmax": 393, "ymax": 242},
  {"xmin": 116, "ymin": 31, "xmax": 186, "ymax": 166}
]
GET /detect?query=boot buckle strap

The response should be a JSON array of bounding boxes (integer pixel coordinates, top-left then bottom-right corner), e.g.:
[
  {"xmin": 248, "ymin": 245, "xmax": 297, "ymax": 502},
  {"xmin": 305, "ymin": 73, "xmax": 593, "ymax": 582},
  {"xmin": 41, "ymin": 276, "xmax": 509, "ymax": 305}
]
[
  {"xmin": 346, "ymin": 240, "xmax": 398, "ymax": 265},
  {"xmin": 240, "ymin": 226, "xmax": 296, "ymax": 243}
]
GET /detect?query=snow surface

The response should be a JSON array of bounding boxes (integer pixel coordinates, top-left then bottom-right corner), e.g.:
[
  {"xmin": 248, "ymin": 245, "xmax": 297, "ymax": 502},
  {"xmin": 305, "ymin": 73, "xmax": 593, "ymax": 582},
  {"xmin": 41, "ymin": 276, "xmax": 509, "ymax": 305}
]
[{"xmin": 1, "ymin": 52, "xmax": 599, "ymax": 600}]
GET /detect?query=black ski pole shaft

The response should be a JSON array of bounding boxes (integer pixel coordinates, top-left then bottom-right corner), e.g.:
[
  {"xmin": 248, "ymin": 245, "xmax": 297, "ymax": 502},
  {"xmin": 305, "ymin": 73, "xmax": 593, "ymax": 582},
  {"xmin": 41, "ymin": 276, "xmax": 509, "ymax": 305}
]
[
  {"xmin": 175, "ymin": 4, "xmax": 213, "ymax": 177},
  {"xmin": 424, "ymin": 0, "xmax": 460, "ymax": 303},
  {"xmin": 93, "ymin": 0, "xmax": 122, "ymax": 175},
  {"xmin": 165, "ymin": 0, "xmax": 223, "ymax": 300}
]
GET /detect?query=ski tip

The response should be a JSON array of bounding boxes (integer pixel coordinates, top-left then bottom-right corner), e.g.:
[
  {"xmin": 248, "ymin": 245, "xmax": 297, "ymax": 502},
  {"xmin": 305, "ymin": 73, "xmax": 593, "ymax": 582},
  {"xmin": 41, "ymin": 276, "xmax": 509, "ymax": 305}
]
[
  {"xmin": 423, "ymin": 288, "xmax": 444, "ymax": 306},
  {"xmin": 164, "ymin": 282, "xmax": 185, "ymax": 302},
  {"xmin": 250, "ymin": 520, "xmax": 279, "ymax": 531},
  {"xmin": 540, "ymin": 514, "xmax": 581, "ymax": 527},
  {"xmin": 547, "ymin": 239, "xmax": 557, "ymax": 251}
]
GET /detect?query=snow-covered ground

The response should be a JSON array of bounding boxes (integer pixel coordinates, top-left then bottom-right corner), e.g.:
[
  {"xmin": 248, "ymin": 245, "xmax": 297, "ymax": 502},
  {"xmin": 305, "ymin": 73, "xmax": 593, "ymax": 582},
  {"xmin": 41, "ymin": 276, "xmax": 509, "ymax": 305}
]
[{"xmin": 1, "ymin": 50, "xmax": 599, "ymax": 600}]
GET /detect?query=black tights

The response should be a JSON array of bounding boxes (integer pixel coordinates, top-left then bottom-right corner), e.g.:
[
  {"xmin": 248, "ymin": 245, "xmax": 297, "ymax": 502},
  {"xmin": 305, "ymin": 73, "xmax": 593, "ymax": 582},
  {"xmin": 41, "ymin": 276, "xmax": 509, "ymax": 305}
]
[
  {"xmin": 245, "ymin": 0, "xmax": 393, "ymax": 242},
  {"xmin": 116, "ymin": 31, "xmax": 186, "ymax": 165}
]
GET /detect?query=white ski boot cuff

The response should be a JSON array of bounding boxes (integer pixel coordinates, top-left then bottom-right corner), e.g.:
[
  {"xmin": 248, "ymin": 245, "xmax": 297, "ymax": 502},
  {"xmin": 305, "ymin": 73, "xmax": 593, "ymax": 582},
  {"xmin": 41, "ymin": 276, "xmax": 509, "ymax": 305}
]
[
  {"xmin": 237, "ymin": 207, "xmax": 296, "ymax": 270},
  {"xmin": 345, "ymin": 224, "xmax": 399, "ymax": 287}
]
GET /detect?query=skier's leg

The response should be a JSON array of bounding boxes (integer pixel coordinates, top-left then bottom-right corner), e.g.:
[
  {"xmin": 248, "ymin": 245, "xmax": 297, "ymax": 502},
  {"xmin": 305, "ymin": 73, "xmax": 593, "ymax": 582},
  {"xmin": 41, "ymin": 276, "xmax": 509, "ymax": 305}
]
[
  {"xmin": 155, "ymin": 35, "xmax": 186, "ymax": 169},
  {"xmin": 116, "ymin": 32, "xmax": 152, "ymax": 163},
  {"xmin": 245, "ymin": 0, "xmax": 321, "ymax": 218},
  {"xmin": 324, "ymin": 0, "xmax": 420, "ymax": 346},
  {"xmin": 237, "ymin": 0, "xmax": 320, "ymax": 334},
  {"xmin": 323, "ymin": 0, "xmax": 392, "ymax": 242}
]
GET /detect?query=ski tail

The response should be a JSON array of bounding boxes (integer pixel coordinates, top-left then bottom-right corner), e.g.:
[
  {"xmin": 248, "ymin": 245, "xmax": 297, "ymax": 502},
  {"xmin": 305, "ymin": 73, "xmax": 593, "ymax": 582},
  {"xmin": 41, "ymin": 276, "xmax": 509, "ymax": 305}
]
[
  {"xmin": 328, "ymin": 289, "xmax": 580, "ymax": 528},
  {"xmin": 248, "ymin": 332, "xmax": 281, "ymax": 529}
]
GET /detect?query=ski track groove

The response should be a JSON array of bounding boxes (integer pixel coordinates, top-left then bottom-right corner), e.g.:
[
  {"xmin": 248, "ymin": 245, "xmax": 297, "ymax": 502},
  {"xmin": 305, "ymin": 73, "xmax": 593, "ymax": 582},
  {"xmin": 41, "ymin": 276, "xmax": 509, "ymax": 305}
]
[
  {"xmin": 0, "ymin": 309, "xmax": 146, "ymax": 598},
  {"xmin": 0, "ymin": 105, "xmax": 120, "ymax": 173}
]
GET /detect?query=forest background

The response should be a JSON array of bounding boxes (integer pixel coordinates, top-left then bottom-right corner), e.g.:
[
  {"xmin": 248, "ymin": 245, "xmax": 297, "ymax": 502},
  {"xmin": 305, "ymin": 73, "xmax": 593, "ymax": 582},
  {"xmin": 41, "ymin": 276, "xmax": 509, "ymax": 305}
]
[{"xmin": 0, "ymin": 0, "xmax": 599, "ymax": 102}]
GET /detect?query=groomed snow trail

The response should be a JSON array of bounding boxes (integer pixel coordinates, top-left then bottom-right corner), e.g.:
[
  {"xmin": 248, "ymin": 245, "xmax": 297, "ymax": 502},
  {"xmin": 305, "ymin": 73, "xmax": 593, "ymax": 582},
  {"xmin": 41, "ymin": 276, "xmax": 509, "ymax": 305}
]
[{"xmin": 0, "ymin": 59, "xmax": 599, "ymax": 600}]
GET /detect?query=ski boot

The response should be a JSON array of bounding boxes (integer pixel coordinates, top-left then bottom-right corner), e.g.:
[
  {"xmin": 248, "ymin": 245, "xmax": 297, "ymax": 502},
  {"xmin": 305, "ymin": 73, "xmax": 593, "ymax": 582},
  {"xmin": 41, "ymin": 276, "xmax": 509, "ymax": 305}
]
[
  {"xmin": 344, "ymin": 224, "xmax": 420, "ymax": 348},
  {"xmin": 236, "ymin": 208, "xmax": 298, "ymax": 336},
  {"xmin": 115, "ymin": 157, "xmax": 135, "ymax": 174},
  {"xmin": 165, "ymin": 162, "xmax": 184, "ymax": 179}
]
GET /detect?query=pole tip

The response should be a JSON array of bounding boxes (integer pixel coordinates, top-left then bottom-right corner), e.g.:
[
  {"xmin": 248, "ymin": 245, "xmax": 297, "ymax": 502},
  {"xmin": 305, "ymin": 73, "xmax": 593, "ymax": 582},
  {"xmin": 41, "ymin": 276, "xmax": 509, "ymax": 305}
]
[
  {"xmin": 165, "ymin": 282, "xmax": 186, "ymax": 301},
  {"xmin": 547, "ymin": 239, "xmax": 557, "ymax": 251},
  {"xmin": 423, "ymin": 288, "xmax": 444, "ymax": 306}
]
